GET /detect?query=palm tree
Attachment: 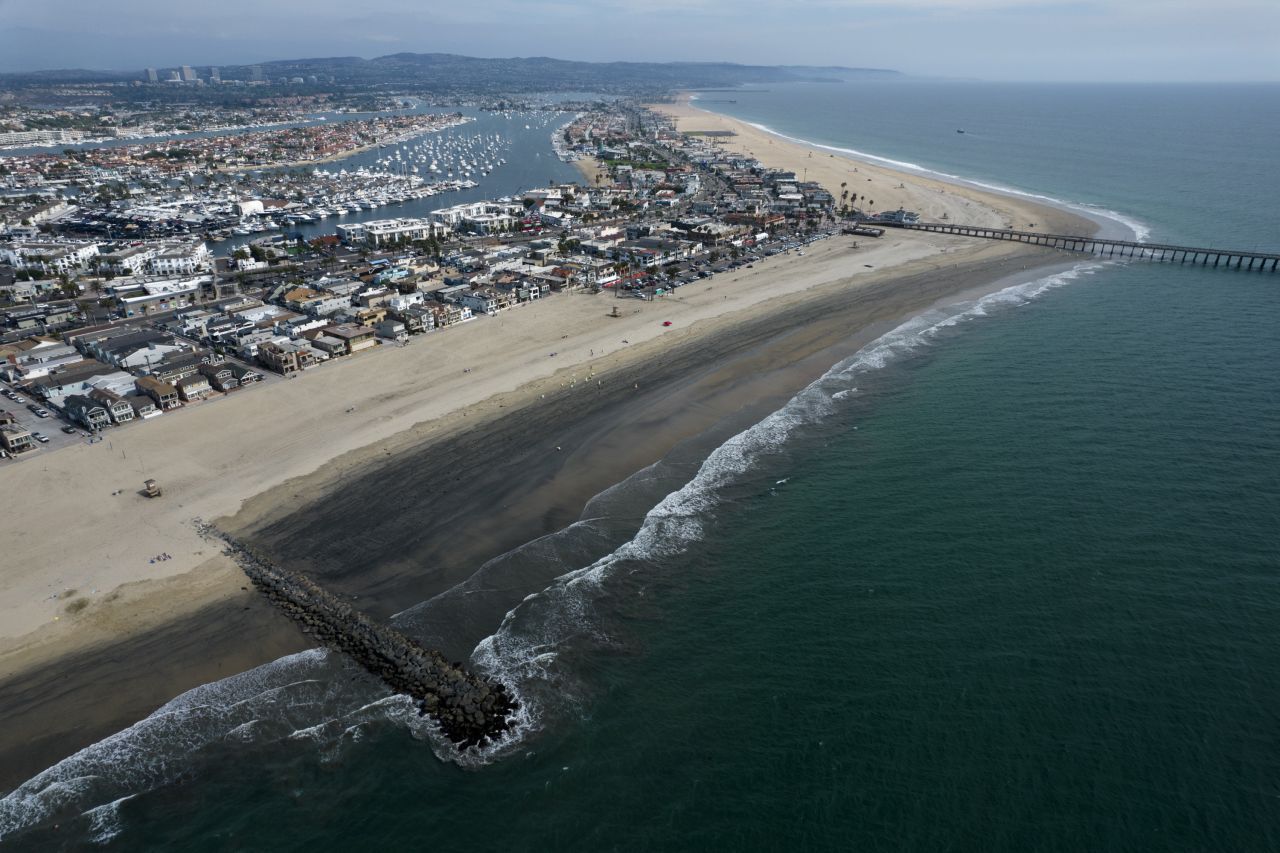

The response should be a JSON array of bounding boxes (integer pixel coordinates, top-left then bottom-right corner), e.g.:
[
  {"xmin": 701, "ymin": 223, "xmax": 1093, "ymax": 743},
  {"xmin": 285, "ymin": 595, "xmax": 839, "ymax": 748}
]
[{"xmin": 614, "ymin": 259, "xmax": 630, "ymax": 297}]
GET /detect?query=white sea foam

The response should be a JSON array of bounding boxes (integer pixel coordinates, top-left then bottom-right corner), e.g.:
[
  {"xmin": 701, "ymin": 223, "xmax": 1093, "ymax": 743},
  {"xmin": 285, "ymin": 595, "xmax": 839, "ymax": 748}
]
[
  {"xmin": 737, "ymin": 119, "xmax": 1149, "ymax": 243},
  {"xmin": 468, "ymin": 261, "xmax": 1103, "ymax": 761},
  {"xmin": 83, "ymin": 795, "xmax": 134, "ymax": 846},
  {"xmin": 0, "ymin": 648, "xmax": 334, "ymax": 842},
  {"xmin": 0, "ymin": 262, "xmax": 1106, "ymax": 836}
]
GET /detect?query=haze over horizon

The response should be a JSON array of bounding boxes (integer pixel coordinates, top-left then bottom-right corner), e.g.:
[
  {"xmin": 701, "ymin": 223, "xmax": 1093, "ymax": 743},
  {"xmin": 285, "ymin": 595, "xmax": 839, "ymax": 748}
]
[{"xmin": 1, "ymin": 0, "xmax": 1277, "ymax": 83}]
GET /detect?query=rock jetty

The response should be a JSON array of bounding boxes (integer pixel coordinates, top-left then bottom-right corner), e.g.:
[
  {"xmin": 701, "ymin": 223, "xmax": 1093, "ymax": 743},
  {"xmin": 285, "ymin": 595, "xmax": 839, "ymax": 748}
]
[{"xmin": 197, "ymin": 522, "xmax": 519, "ymax": 749}]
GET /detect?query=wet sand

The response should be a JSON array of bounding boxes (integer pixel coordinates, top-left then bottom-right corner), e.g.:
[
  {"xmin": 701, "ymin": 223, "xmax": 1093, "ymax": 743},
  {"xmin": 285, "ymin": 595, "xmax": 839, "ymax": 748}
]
[
  {"xmin": 0, "ymin": 243, "xmax": 1076, "ymax": 790},
  {"xmin": 0, "ymin": 97, "xmax": 1098, "ymax": 792}
]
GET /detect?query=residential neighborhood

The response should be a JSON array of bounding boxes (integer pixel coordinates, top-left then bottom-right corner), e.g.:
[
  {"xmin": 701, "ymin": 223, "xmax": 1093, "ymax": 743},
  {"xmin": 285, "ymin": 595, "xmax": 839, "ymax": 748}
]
[{"xmin": 1, "ymin": 100, "xmax": 907, "ymax": 464}]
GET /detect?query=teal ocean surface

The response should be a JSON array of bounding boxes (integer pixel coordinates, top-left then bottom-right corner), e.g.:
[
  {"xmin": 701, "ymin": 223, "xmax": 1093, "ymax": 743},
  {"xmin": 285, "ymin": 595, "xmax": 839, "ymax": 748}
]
[{"xmin": 3, "ymin": 82, "xmax": 1279, "ymax": 851}]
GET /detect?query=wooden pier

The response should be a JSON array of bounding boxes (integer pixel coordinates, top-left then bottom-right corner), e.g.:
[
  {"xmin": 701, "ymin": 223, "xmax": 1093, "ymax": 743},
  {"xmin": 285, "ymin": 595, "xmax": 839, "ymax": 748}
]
[{"xmin": 880, "ymin": 221, "xmax": 1280, "ymax": 271}]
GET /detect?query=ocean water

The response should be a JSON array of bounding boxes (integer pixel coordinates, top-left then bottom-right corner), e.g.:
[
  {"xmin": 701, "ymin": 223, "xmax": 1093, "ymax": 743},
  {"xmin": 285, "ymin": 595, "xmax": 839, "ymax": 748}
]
[
  {"xmin": 3, "ymin": 82, "xmax": 1279, "ymax": 851},
  {"xmin": 2, "ymin": 104, "xmax": 585, "ymax": 256},
  {"xmin": 212, "ymin": 106, "xmax": 585, "ymax": 255}
]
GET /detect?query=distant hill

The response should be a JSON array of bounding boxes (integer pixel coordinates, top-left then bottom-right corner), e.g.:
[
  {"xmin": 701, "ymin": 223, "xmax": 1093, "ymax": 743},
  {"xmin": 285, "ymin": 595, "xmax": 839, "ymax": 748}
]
[{"xmin": 0, "ymin": 52, "xmax": 901, "ymax": 92}]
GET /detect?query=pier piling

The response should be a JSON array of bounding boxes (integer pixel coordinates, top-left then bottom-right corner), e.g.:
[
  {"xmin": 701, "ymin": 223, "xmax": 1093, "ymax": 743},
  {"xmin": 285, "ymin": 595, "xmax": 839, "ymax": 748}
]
[{"xmin": 880, "ymin": 222, "xmax": 1279, "ymax": 272}]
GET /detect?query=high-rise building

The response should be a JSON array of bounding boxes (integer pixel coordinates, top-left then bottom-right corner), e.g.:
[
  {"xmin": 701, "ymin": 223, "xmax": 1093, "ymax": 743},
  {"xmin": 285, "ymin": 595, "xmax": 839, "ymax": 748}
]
[
  {"xmin": 250, "ymin": 65, "xmax": 264, "ymax": 82},
  {"xmin": 145, "ymin": 67, "xmax": 158, "ymax": 83},
  {"xmin": 209, "ymin": 66, "xmax": 221, "ymax": 83},
  {"xmin": 181, "ymin": 65, "xmax": 197, "ymax": 82}
]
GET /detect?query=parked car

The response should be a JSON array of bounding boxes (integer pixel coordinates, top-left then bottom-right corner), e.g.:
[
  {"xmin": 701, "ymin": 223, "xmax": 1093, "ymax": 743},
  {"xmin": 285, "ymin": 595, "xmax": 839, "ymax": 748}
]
[
  {"xmin": 32, "ymin": 432, "xmax": 50, "ymax": 443},
  {"xmin": 61, "ymin": 425, "xmax": 78, "ymax": 434}
]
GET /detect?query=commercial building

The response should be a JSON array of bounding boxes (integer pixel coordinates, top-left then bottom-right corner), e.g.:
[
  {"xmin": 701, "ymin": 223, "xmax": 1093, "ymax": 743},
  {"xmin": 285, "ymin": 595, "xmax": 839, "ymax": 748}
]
[{"xmin": 336, "ymin": 217, "xmax": 450, "ymax": 247}]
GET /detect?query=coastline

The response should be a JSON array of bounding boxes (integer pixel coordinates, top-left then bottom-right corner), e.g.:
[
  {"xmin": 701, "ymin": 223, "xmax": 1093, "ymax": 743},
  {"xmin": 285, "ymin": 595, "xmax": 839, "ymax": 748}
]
[
  {"xmin": 572, "ymin": 155, "xmax": 607, "ymax": 187},
  {"xmin": 0, "ymin": 100, "xmax": 1097, "ymax": 792},
  {"xmin": 655, "ymin": 93, "xmax": 1098, "ymax": 236}
]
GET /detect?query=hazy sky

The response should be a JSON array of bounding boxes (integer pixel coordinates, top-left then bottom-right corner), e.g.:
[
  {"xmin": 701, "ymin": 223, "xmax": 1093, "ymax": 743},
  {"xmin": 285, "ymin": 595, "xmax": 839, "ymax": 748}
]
[{"xmin": 1, "ymin": 0, "xmax": 1276, "ymax": 81}]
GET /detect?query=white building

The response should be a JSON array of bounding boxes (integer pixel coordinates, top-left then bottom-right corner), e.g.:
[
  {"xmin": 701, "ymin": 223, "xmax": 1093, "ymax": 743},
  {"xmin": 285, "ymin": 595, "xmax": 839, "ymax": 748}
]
[
  {"xmin": 430, "ymin": 201, "xmax": 521, "ymax": 234},
  {"xmin": 113, "ymin": 276, "xmax": 207, "ymax": 316},
  {"xmin": 336, "ymin": 218, "xmax": 450, "ymax": 247},
  {"xmin": 149, "ymin": 242, "xmax": 210, "ymax": 276},
  {"xmin": 99, "ymin": 245, "xmax": 157, "ymax": 276},
  {"xmin": 0, "ymin": 241, "xmax": 99, "ymax": 276},
  {"xmin": 387, "ymin": 292, "xmax": 425, "ymax": 312},
  {"xmin": 0, "ymin": 129, "xmax": 84, "ymax": 147}
]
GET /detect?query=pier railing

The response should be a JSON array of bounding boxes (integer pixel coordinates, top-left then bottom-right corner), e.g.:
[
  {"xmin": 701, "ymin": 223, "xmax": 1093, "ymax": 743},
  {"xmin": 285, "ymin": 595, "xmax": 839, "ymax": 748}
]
[{"xmin": 880, "ymin": 221, "xmax": 1280, "ymax": 271}]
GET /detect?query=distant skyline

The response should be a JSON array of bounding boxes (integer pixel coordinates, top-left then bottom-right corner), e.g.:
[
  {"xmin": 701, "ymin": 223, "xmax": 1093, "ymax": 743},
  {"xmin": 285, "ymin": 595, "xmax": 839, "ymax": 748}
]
[{"xmin": 1, "ymin": 0, "xmax": 1277, "ymax": 82}]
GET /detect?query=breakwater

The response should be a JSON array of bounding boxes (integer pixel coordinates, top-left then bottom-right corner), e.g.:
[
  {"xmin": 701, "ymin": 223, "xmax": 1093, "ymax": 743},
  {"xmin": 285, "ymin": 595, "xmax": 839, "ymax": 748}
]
[{"xmin": 196, "ymin": 522, "xmax": 519, "ymax": 750}]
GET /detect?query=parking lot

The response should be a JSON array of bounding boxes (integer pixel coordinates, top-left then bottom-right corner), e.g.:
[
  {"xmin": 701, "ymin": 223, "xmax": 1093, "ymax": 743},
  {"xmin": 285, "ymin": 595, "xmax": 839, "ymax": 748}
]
[{"xmin": 1, "ymin": 382, "xmax": 85, "ymax": 459}]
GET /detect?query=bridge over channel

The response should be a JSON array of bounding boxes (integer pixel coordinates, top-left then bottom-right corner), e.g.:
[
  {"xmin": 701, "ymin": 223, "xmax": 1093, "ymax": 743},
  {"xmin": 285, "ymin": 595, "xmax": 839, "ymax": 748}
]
[{"xmin": 881, "ymin": 221, "xmax": 1280, "ymax": 272}]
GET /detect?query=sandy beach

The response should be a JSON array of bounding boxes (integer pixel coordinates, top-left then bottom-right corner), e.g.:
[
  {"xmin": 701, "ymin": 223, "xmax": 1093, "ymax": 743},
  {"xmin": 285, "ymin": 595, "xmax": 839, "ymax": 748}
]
[
  {"xmin": 573, "ymin": 155, "xmax": 608, "ymax": 187},
  {"xmin": 0, "ymin": 99, "xmax": 1096, "ymax": 789},
  {"xmin": 655, "ymin": 94, "xmax": 1076, "ymax": 234}
]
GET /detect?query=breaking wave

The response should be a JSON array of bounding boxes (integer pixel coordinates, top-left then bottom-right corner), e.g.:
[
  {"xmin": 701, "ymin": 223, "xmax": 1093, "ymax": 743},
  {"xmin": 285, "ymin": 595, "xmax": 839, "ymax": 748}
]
[
  {"xmin": 731, "ymin": 117, "xmax": 1150, "ymax": 244},
  {"xmin": 0, "ymin": 261, "xmax": 1103, "ymax": 843},
  {"xmin": 468, "ymin": 261, "xmax": 1104, "ymax": 756}
]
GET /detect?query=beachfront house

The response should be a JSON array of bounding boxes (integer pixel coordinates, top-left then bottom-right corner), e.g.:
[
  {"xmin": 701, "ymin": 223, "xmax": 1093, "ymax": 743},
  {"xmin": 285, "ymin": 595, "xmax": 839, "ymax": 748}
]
[
  {"xmin": 227, "ymin": 363, "xmax": 263, "ymax": 385},
  {"xmin": 87, "ymin": 388, "xmax": 136, "ymax": 424},
  {"xmin": 454, "ymin": 289, "xmax": 499, "ymax": 317},
  {"xmin": 320, "ymin": 324, "xmax": 378, "ymax": 356},
  {"xmin": 257, "ymin": 340, "xmax": 320, "ymax": 375},
  {"xmin": 376, "ymin": 320, "xmax": 408, "ymax": 343},
  {"xmin": 125, "ymin": 394, "xmax": 158, "ymax": 419},
  {"xmin": 395, "ymin": 304, "xmax": 436, "ymax": 334},
  {"xmin": 177, "ymin": 373, "xmax": 214, "ymax": 402},
  {"xmin": 62, "ymin": 394, "xmax": 111, "ymax": 431},
  {"xmin": 150, "ymin": 350, "xmax": 218, "ymax": 386},
  {"xmin": 198, "ymin": 363, "xmax": 238, "ymax": 392},
  {"xmin": 135, "ymin": 375, "xmax": 180, "ymax": 410}
]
